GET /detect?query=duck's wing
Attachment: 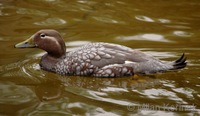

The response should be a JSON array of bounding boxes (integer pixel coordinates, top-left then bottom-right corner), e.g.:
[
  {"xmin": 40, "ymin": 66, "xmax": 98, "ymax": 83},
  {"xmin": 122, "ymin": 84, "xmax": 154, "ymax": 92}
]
[
  {"xmin": 92, "ymin": 43, "xmax": 152, "ymax": 67},
  {"xmin": 75, "ymin": 42, "xmax": 152, "ymax": 67},
  {"xmin": 73, "ymin": 42, "xmax": 186, "ymax": 74}
]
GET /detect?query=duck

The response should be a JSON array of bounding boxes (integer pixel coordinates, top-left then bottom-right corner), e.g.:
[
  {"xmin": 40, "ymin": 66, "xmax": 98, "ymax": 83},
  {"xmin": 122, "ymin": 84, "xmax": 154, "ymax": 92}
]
[{"xmin": 15, "ymin": 29, "xmax": 187, "ymax": 77}]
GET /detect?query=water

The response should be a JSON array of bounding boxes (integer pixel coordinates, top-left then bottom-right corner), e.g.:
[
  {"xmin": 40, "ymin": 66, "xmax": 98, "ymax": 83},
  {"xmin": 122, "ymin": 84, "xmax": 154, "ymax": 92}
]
[{"xmin": 0, "ymin": 0, "xmax": 200, "ymax": 115}]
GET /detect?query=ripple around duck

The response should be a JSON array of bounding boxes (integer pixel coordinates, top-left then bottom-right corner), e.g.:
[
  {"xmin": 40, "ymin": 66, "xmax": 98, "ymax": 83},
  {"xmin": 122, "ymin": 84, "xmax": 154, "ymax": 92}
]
[{"xmin": 0, "ymin": 57, "xmax": 46, "ymax": 85}]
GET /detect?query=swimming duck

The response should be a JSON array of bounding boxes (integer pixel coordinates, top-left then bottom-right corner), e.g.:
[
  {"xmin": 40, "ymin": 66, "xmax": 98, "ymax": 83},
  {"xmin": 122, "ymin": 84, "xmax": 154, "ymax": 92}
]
[{"xmin": 15, "ymin": 29, "xmax": 186, "ymax": 77}]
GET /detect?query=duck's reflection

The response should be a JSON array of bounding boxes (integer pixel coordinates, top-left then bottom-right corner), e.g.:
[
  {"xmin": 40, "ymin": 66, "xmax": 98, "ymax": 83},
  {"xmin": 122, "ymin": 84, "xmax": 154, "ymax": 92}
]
[
  {"xmin": 34, "ymin": 79, "xmax": 64, "ymax": 101},
  {"xmin": 34, "ymin": 73, "xmax": 160, "ymax": 101}
]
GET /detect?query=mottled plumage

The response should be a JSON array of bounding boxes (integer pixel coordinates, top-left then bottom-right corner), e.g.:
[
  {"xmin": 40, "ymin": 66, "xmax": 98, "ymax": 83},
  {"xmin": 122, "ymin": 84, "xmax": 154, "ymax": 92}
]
[{"xmin": 15, "ymin": 29, "xmax": 187, "ymax": 77}]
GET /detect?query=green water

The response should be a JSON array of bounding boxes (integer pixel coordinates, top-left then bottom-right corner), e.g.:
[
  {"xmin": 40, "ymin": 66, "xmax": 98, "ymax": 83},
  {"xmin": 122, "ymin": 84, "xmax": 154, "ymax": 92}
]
[{"xmin": 0, "ymin": 0, "xmax": 199, "ymax": 115}]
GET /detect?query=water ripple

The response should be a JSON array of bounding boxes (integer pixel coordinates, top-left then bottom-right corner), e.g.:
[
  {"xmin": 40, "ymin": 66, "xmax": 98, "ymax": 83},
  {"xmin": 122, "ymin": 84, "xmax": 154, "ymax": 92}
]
[
  {"xmin": 173, "ymin": 31, "xmax": 193, "ymax": 37},
  {"xmin": 135, "ymin": 15, "xmax": 155, "ymax": 22},
  {"xmin": 116, "ymin": 33, "xmax": 171, "ymax": 42},
  {"xmin": 0, "ymin": 58, "xmax": 46, "ymax": 85},
  {"xmin": 34, "ymin": 17, "xmax": 66, "ymax": 26},
  {"xmin": 65, "ymin": 87, "xmax": 131, "ymax": 106},
  {"xmin": 135, "ymin": 15, "xmax": 171, "ymax": 24},
  {"xmin": 16, "ymin": 8, "xmax": 48, "ymax": 16},
  {"xmin": 0, "ymin": 82, "xmax": 39, "ymax": 114},
  {"xmin": 92, "ymin": 16, "xmax": 126, "ymax": 24},
  {"xmin": 142, "ymin": 88, "xmax": 183, "ymax": 101}
]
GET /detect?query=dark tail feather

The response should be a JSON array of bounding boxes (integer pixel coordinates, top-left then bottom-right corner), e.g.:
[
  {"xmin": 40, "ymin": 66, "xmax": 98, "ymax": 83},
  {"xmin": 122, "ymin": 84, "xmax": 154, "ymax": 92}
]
[{"xmin": 172, "ymin": 53, "xmax": 187, "ymax": 70}]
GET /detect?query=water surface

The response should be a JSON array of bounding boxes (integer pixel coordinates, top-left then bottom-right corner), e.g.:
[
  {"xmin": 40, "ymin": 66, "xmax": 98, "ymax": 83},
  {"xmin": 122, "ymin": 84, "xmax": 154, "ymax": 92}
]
[{"xmin": 0, "ymin": 0, "xmax": 200, "ymax": 115}]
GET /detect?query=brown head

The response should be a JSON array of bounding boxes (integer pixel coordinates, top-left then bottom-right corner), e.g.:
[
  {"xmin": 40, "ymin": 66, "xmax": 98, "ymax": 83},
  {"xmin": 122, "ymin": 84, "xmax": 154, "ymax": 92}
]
[{"xmin": 15, "ymin": 29, "xmax": 66, "ymax": 58}]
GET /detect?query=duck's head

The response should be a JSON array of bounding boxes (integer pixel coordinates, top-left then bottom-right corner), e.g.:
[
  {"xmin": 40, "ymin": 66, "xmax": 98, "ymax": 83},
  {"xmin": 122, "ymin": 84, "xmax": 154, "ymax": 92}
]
[{"xmin": 15, "ymin": 29, "xmax": 66, "ymax": 58}]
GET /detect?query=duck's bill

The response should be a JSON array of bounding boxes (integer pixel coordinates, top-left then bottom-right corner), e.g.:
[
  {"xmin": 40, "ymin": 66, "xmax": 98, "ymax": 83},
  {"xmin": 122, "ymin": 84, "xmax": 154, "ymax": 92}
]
[{"xmin": 15, "ymin": 37, "xmax": 36, "ymax": 48}]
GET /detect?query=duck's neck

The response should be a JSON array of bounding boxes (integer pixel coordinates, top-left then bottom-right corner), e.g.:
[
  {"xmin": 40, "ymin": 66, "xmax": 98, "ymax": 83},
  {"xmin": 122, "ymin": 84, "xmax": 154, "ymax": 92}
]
[
  {"xmin": 47, "ymin": 48, "xmax": 66, "ymax": 58},
  {"xmin": 40, "ymin": 54, "xmax": 65, "ymax": 72}
]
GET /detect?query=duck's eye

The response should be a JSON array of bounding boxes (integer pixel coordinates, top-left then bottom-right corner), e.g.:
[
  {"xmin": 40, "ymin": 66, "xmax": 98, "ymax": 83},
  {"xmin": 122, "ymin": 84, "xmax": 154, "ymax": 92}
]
[{"xmin": 40, "ymin": 33, "xmax": 46, "ymax": 38}]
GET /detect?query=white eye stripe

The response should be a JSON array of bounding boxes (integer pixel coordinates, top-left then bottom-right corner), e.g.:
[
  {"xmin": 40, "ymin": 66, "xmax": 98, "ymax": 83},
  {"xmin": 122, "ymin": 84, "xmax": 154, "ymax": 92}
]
[{"xmin": 44, "ymin": 36, "xmax": 60, "ymax": 46}]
